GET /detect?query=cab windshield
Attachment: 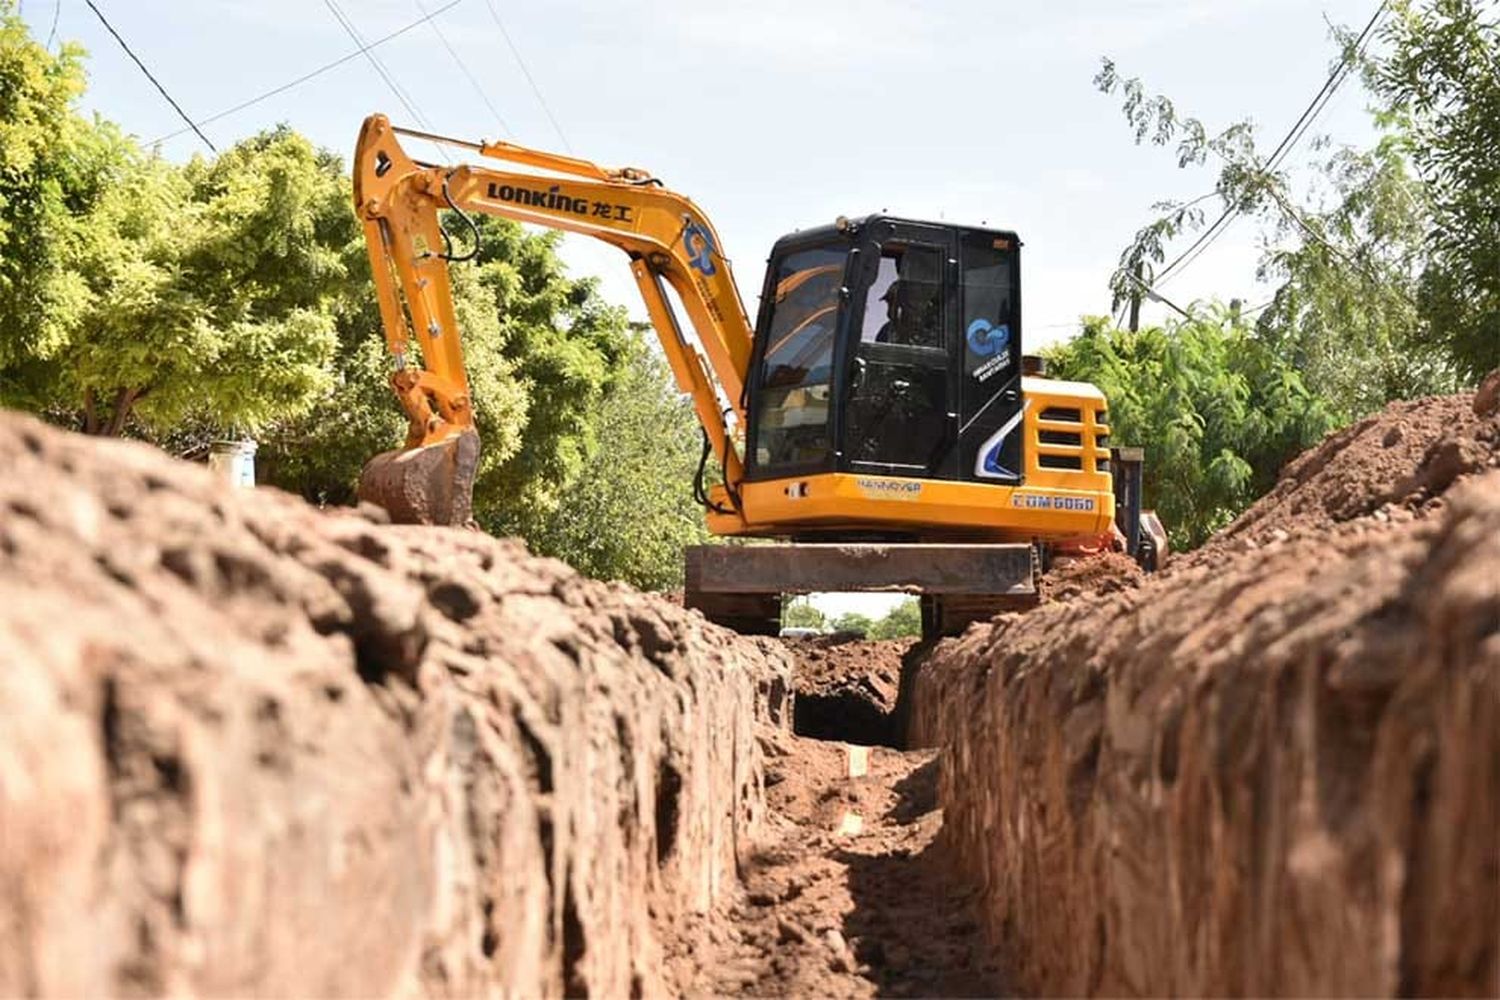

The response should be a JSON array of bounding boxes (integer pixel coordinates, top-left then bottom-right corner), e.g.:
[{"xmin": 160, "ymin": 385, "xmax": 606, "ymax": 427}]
[{"xmin": 752, "ymin": 245, "xmax": 849, "ymax": 470}]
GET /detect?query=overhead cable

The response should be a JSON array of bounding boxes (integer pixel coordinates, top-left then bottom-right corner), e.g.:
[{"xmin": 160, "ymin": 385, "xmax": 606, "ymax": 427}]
[
  {"xmin": 1152, "ymin": 0, "xmax": 1389, "ymax": 288},
  {"xmin": 46, "ymin": 0, "xmax": 60, "ymax": 51},
  {"xmin": 83, "ymin": 0, "xmax": 217, "ymax": 152},
  {"xmin": 482, "ymin": 0, "xmax": 572, "ymax": 151},
  {"xmin": 323, "ymin": 0, "xmax": 430, "ymax": 131},
  {"xmin": 148, "ymin": 0, "xmax": 466, "ymax": 146},
  {"xmin": 413, "ymin": 0, "xmax": 514, "ymax": 137},
  {"xmin": 322, "ymin": 0, "xmax": 452, "ymax": 163}
]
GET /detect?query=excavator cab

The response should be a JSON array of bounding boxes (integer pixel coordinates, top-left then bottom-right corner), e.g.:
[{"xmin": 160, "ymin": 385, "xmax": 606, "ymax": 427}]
[{"xmin": 747, "ymin": 216, "xmax": 1025, "ymax": 495}]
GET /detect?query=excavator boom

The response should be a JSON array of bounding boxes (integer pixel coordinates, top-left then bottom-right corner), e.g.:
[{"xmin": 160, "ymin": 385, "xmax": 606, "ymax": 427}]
[{"xmin": 352, "ymin": 115, "xmax": 754, "ymax": 525}]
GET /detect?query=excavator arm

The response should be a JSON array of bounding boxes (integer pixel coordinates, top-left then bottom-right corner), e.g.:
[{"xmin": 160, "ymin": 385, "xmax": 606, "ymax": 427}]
[{"xmin": 351, "ymin": 114, "xmax": 754, "ymax": 526}]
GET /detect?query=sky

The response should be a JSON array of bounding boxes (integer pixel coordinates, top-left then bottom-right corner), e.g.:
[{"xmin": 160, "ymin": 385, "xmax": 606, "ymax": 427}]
[
  {"xmin": 24, "ymin": 0, "xmax": 1385, "ymax": 339},
  {"xmin": 21, "ymin": 0, "xmax": 1387, "ymax": 618}
]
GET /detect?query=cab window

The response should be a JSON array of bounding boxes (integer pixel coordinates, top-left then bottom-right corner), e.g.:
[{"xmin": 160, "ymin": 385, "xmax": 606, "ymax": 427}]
[
  {"xmin": 752, "ymin": 246, "xmax": 848, "ymax": 469},
  {"xmin": 859, "ymin": 244, "xmax": 944, "ymax": 348},
  {"xmin": 960, "ymin": 237, "xmax": 1017, "ymax": 384}
]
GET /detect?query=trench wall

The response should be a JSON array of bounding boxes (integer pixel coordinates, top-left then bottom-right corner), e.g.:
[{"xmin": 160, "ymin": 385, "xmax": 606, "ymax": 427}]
[
  {"xmin": 909, "ymin": 390, "xmax": 1500, "ymax": 995},
  {"xmin": 0, "ymin": 412, "xmax": 791, "ymax": 998}
]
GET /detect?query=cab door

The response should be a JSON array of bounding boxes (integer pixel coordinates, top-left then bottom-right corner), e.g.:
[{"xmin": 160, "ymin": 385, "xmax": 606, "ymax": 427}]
[{"xmin": 839, "ymin": 223, "xmax": 957, "ymax": 478}]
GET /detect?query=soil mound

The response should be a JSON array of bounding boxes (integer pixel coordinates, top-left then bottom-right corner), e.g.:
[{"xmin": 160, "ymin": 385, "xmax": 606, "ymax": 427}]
[
  {"xmin": 1212, "ymin": 378, "xmax": 1500, "ymax": 550},
  {"xmin": 1041, "ymin": 551, "xmax": 1144, "ymax": 603},
  {"xmin": 910, "ymin": 380, "xmax": 1500, "ymax": 996},
  {"xmin": 783, "ymin": 637, "xmax": 913, "ymax": 746},
  {"xmin": 0, "ymin": 411, "xmax": 791, "ymax": 998}
]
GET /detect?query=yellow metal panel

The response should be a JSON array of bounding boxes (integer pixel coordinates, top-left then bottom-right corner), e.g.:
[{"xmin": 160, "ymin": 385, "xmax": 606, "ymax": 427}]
[
  {"xmin": 706, "ymin": 376, "xmax": 1118, "ymax": 541},
  {"xmin": 707, "ymin": 472, "xmax": 1113, "ymax": 540}
]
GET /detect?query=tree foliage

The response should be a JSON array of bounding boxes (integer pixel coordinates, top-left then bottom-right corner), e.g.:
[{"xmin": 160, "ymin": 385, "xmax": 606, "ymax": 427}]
[
  {"xmin": 868, "ymin": 598, "xmax": 920, "ymax": 640},
  {"xmin": 1046, "ymin": 309, "xmax": 1336, "ymax": 548},
  {"xmin": 1096, "ymin": 0, "xmax": 1497, "ymax": 419},
  {"xmin": 1087, "ymin": 1, "xmax": 1497, "ymax": 551},
  {"xmin": 460, "ymin": 217, "xmax": 632, "ymax": 539},
  {"xmin": 829, "ymin": 612, "xmax": 875, "ymax": 637},
  {"xmin": 525, "ymin": 332, "xmax": 711, "ymax": 590},
  {"xmin": 0, "ymin": 13, "xmax": 342, "ymax": 435},
  {"xmin": 0, "ymin": 8, "xmax": 704, "ymax": 589},
  {"xmin": 1374, "ymin": 0, "xmax": 1500, "ymax": 379},
  {"xmin": 781, "ymin": 596, "xmax": 826, "ymax": 630},
  {"xmin": 1254, "ymin": 139, "xmax": 1454, "ymax": 418}
]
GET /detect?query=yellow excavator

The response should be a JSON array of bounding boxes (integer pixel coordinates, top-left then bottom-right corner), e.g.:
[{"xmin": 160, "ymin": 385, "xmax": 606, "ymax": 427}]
[{"xmin": 352, "ymin": 114, "xmax": 1164, "ymax": 636}]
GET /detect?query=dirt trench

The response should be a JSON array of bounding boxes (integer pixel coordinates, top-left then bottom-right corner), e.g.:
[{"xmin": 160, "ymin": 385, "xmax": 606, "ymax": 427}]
[
  {"xmin": 672, "ymin": 641, "xmax": 1003, "ymax": 998},
  {"xmin": 4, "ymin": 371, "xmax": 1498, "ymax": 999},
  {"xmin": 0, "ymin": 410, "xmax": 990, "ymax": 999},
  {"xmin": 0, "ymin": 411, "xmax": 797, "ymax": 998}
]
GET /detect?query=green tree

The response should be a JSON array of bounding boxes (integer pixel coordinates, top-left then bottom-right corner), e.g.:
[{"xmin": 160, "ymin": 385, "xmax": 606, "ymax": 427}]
[
  {"xmin": 1254, "ymin": 140, "xmax": 1455, "ymax": 418},
  {"xmin": 781, "ymin": 596, "xmax": 826, "ymax": 630},
  {"xmin": 1096, "ymin": 0, "xmax": 1499, "ymax": 413},
  {"xmin": 868, "ymin": 597, "xmax": 921, "ymax": 640},
  {"xmin": 0, "ymin": 3, "xmax": 99, "ymax": 375},
  {"xmin": 829, "ymin": 611, "xmax": 875, "ymax": 637},
  {"xmin": 0, "ymin": 7, "xmax": 687, "ymax": 590},
  {"xmin": 0, "ymin": 10, "xmax": 340, "ymax": 436},
  {"xmin": 1046, "ymin": 308, "xmax": 1336, "ymax": 548},
  {"xmin": 526, "ymin": 332, "xmax": 711, "ymax": 589},
  {"xmin": 1374, "ymin": 0, "xmax": 1500, "ymax": 380},
  {"xmin": 1092, "ymin": 55, "xmax": 1450, "ymax": 422},
  {"xmin": 464, "ymin": 217, "xmax": 632, "ymax": 539}
]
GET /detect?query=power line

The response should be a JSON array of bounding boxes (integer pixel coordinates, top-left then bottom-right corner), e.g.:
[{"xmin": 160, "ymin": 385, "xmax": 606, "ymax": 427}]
[
  {"xmin": 1162, "ymin": 211, "xmax": 1240, "ymax": 285},
  {"xmin": 322, "ymin": 0, "xmax": 429, "ymax": 130},
  {"xmin": 322, "ymin": 0, "xmax": 452, "ymax": 163},
  {"xmin": 412, "ymin": 0, "xmax": 514, "ymax": 137},
  {"xmin": 45, "ymin": 0, "xmax": 60, "ymax": 52},
  {"xmin": 83, "ymin": 0, "xmax": 217, "ymax": 152},
  {"xmin": 1264, "ymin": 185, "xmax": 1416, "ymax": 305},
  {"xmin": 1152, "ymin": 0, "xmax": 1389, "ymax": 289},
  {"xmin": 148, "ymin": 0, "xmax": 465, "ymax": 146},
  {"xmin": 482, "ymin": 0, "xmax": 572, "ymax": 151}
]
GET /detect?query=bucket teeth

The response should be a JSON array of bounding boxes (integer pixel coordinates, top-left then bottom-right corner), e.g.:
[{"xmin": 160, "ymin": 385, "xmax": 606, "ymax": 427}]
[{"xmin": 357, "ymin": 429, "xmax": 480, "ymax": 527}]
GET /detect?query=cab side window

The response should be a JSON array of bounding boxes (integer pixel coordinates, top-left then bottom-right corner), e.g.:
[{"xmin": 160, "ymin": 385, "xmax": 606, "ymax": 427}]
[
  {"xmin": 859, "ymin": 244, "xmax": 944, "ymax": 348},
  {"xmin": 960, "ymin": 238, "xmax": 1015, "ymax": 384}
]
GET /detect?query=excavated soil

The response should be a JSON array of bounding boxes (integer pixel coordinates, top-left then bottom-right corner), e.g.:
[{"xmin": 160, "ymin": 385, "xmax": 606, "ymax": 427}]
[
  {"xmin": 5, "ymin": 372, "xmax": 1498, "ymax": 999},
  {"xmin": 677, "ymin": 729, "xmax": 1001, "ymax": 998},
  {"xmin": 784, "ymin": 637, "xmax": 913, "ymax": 746},
  {"xmin": 910, "ymin": 375, "xmax": 1500, "ymax": 996},
  {"xmin": 1209, "ymin": 375, "xmax": 1500, "ymax": 551},
  {"xmin": 1040, "ymin": 551, "xmax": 1144, "ymax": 604},
  {"xmin": 0, "ymin": 411, "xmax": 792, "ymax": 998}
]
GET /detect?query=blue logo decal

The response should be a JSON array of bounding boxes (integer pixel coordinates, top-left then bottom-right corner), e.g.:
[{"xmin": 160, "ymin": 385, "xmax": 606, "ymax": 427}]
[
  {"xmin": 982, "ymin": 445, "xmax": 1017, "ymax": 478},
  {"xmin": 683, "ymin": 220, "xmax": 717, "ymax": 276},
  {"xmin": 967, "ymin": 318, "xmax": 1010, "ymax": 357}
]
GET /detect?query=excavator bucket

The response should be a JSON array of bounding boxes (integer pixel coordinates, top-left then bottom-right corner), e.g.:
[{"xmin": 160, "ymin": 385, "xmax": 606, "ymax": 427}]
[{"xmin": 356, "ymin": 429, "xmax": 480, "ymax": 527}]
